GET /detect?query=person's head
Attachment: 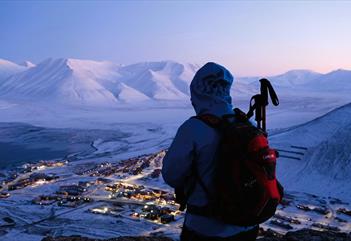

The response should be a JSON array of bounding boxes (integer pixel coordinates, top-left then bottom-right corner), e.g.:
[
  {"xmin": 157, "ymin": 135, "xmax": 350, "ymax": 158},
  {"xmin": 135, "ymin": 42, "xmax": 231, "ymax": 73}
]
[{"xmin": 190, "ymin": 62, "xmax": 234, "ymax": 116}]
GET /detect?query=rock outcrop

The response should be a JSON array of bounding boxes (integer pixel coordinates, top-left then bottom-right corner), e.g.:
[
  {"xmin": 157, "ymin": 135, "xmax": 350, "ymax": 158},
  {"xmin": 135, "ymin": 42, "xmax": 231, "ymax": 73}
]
[{"xmin": 259, "ymin": 228, "xmax": 351, "ymax": 241}]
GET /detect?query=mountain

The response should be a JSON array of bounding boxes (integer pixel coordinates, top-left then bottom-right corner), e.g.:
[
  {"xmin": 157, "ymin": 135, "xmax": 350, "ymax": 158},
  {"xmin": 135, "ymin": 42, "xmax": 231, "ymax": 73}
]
[
  {"xmin": 117, "ymin": 61, "xmax": 199, "ymax": 100},
  {"xmin": 305, "ymin": 69, "xmax": 351, "ymax": 92},
  {"xmin": 233, "ymin": 70, "xmax": 324, "ymax": 99},
  {"xmin": 269, "ymin": 69, "xmax": 323, "ymax": 87},
  {"xmin": 270, "ymin": 102, "xmax": 351, "ymax": 198},
  {"xmin": 0, "ymin": 58, "xmax": 151, "ymax": 106},
  {"xmin": 0, "ymin": 58, "xmax": 200, "ymax": 105},
  {"xmin": 1, "ymin": 57, "xmax": 351, "ymax": 106},
  {"xmin": 263, "ymin": 68, "xmax": 351, "ymax": 94},
  {"xmin": 0, "ymin": 59, "xmax": 27, "ymax": 81}
]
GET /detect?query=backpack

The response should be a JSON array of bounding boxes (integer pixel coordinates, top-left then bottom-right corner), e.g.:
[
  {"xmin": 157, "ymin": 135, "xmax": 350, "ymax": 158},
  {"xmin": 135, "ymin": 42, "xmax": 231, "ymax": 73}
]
[{"xmin": 186, "ymin": 108, "xmax": 284, "ymax": 226}]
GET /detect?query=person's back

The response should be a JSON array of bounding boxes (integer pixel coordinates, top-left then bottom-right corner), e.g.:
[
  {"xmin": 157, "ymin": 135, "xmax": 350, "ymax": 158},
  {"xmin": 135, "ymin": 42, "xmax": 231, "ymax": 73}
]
[{"xmin": 162, "ymin": 62, "xmax": 259, "ymax": 241}]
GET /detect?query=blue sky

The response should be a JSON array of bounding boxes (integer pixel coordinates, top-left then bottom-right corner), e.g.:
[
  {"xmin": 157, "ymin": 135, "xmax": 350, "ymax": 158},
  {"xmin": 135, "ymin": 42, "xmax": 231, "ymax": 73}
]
[{"xmin": 1, "ymin": 1, "xmax": 350, "ymax": 76}]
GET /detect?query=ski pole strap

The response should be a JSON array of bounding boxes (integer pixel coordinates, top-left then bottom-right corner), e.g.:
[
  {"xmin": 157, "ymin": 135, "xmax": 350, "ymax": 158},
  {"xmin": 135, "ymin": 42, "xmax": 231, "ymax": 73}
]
[
  {"xmin": 259, "ymin": 78, "xmax": 279, "ymax": 106},
  {"xmin": 247, "ymin": 94, "xmax": 263, "ymax": 122}
]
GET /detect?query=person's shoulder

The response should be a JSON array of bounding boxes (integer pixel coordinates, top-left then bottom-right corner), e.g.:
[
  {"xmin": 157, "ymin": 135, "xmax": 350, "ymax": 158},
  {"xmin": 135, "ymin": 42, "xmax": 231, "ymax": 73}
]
[{"xmin": 180, "ymin": 116, "xmax": 199, "ymax": 128}]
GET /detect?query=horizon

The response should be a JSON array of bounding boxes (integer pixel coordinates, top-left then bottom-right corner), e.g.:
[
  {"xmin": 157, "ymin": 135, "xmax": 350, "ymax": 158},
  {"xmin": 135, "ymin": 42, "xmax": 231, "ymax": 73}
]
[
  {"xmin": 1, "ymin": 1, "xmax": 351, "ymax": 76},
  {"xmin": 1, "ymin": 55, "xmax": 350, "ymax": 78}
]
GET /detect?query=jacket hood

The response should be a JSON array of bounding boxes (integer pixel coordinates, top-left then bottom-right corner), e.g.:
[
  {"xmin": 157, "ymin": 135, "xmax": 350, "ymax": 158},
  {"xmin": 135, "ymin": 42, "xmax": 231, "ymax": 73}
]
[{"xmin": 190, "ymin": 62, "xmax": 234, "ymax": 117}]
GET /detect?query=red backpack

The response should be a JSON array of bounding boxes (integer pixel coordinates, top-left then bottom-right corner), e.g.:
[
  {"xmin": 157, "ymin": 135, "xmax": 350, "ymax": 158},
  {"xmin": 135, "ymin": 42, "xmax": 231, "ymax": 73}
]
[{"xmin": 187, "ymin": 108, "xmax": 284, "ymax": 226}]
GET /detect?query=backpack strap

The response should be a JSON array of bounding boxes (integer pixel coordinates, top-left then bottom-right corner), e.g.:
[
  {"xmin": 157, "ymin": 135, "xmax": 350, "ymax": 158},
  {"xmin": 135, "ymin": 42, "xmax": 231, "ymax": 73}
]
[
  {"xmin": 186, "ymin": 114, "xmax": 222, "ymax": 213},
  {"xmin": 191, "ymin": 114, "xmax": 222, "ymax": 129},
  {"xmin": 187, "ymin": 111, "xmax": 241, "ymax": 217},
  {"xmin": 190, "ymin": 113, "xmax": 221, "ymax": 198}
]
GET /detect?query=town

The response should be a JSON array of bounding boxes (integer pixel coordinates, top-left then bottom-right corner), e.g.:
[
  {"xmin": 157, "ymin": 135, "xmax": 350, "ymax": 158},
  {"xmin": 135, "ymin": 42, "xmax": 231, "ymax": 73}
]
[
  {"xmin": 0, "ymin": 151, "xmax": 350, "ymax": 237},
  {"xmin": 0, "ymin": 151, "xmax": 181, "ymax": 226}
]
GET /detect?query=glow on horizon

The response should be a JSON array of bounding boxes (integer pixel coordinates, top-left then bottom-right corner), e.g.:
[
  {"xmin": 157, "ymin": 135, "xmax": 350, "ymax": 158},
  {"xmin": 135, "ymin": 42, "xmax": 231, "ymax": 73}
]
[{"xmin": 0, "ymin": 1, "xmax": 350, "ymax": 76}]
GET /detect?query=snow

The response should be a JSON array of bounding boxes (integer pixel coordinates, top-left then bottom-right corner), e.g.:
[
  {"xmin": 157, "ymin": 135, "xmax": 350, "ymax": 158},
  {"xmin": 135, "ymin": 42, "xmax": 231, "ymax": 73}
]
[
  {"xmin": 270, "ymin": 103, "xmax": 351, "ymax": 200},
  {"xmin": 17, "ymin": 60, "xmax": 36, "ymax": 68},
  {"xmin": 0, "ymin": 59, "xmax": 28, "ymax": 81},
  {"xmin": 117, "ymin": 61, "xmax": 196, "ymax": 100},
  {"xmin": 0, "ymin": 58, "xmax": 122, "ymax": 106},
  {"xmin": 0, "ymin": 58, "xmax": 200, "ymax": 106}
]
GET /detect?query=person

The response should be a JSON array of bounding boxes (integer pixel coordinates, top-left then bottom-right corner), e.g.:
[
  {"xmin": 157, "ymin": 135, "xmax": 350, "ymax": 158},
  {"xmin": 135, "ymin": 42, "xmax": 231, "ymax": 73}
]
[{"xmin": 162, "ymin": 62, "xmax": 259, "ymax": 241}]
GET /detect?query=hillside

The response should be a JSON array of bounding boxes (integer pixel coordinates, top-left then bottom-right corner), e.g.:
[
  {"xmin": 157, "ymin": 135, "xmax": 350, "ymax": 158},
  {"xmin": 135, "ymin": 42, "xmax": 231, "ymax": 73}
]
[
  {"xmin": 269, "ymin": 69, "xmax": 323, "ymax": 88},
  {"xmin": 270, "ymin": 102, "xmax": 351, "ymax": 199}
]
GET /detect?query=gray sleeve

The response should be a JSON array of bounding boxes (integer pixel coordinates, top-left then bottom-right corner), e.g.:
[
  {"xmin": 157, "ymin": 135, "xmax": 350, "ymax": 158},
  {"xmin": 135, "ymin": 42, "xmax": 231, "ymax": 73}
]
[{"xmin": 162, "ymin": 120, "xmax": 196, "ymax": 188}]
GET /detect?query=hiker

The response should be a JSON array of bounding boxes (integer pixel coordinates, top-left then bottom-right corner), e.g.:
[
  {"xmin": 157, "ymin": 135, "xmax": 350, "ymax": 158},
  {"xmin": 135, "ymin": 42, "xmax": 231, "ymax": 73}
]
[{"xmin": 162, "ymin": 62, "xmax": 260, "ymax": 241}]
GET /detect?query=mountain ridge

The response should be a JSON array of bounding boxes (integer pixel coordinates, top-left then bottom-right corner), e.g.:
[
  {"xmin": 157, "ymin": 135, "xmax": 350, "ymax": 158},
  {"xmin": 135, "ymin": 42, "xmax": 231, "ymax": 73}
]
[{"xmin": 1, "ymin": 57, "xmax": 351, "ymax": 106}]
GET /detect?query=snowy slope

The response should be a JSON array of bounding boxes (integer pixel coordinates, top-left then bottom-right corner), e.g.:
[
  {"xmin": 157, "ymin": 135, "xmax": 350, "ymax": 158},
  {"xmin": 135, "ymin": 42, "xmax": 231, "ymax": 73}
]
[
  {"xmin": 263, "ymin": 69, "xmax": 351, "ymax": 96},
  {"xmin": 0, "ymin": 59, "xmax": 28, "ymax": 81},
  {"xmin": 269, "ymin": 69, "xmax": 322, "ymax": 88},
  {"xmin": 17, "ymin": 60, "xmax": 36, "ymax": 68},
  {"xmin": 240, "ymin": 69, "xmax": 351, "ymax": 95},
  {"xmin": 233, "ymin": 70, "xmax": 324, "ymax": 100},
  {"xmin": 0, "ymin": 59, "xmax": 200, "ymax": 105},
  {"xmin": 0, "ymin": 58, "xmax": 151, "ymax": 105},
  {"xmin": 117, "ymin": 61, "xmax": 198, "ymax": 100},
  {"xmin": 65, "ymin": 58, "xmax": 150, "ymax": 103},
  {"xmin": 270, "ymin": 102, "xmax": 351, "ymax": 199},
  {"xmin": 305, "ymin": 69, "xmax": 351, "ymax": 92}
]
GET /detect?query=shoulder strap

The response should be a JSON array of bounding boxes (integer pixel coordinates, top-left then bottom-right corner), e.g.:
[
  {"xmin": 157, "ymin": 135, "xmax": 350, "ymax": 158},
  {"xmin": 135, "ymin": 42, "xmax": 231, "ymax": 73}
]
[
  {"xmin": 191, "ymin": 114, "xmax": 222, "ymax": 129},
  {"xmin": 188, "ymin": 114, "xmax": 222, "ymax": 203},
  {"xmin": 194, "ymin": 109, "xmax": 248, "ymax": 128}
]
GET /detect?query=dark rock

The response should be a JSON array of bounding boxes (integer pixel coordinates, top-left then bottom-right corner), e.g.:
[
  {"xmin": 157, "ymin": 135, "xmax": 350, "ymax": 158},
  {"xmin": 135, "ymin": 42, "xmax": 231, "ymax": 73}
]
[
  {"xmin": 269, "ymin": 219, "xmax": 293, "ymax": 230},
  {"xmin": 258, "ymin": 229, "xmax": 351, "ymax": 241},
  {"xmin": 3, "ymin": 217, "xmax": 15, "ymax": 223},
  {"xmin": 285, "ymin": 229, "xmax": 350, "ymax": 241},
  {"xmin": 258, "ymin": 228, "xmax": 284, "ymax": 241}
]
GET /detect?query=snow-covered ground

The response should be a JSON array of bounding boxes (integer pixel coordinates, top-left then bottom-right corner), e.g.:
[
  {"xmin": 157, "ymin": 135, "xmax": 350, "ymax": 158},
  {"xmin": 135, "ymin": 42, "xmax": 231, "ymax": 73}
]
[{"xmin": 271, "ymin": 103, "xmax": 351, "ymax": 199}]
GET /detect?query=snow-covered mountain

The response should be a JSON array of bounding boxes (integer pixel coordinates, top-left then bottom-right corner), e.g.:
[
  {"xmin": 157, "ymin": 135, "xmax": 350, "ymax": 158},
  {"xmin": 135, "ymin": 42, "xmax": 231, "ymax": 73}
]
[
  {"xmin": 0, "ymin": 58, "xmax": 200, "ymax": 106},
  {"xmin": 306, "ymin": 69, "xmax": 351, "ymax": 92},
  {"xmin": 1, "ymin": 57, "xmax": 351, "ymax": 107},
  {"xmin": 270, "ymin": 102, "xmax": 351, "ymax": 198},
  {"xmin": 0, "ymin": 58, "xmax": 158, "ymax": 105},
  {"xmin": 269, "ymin": 69, "xmax": 323, "ymax": 88},
  {"xmin": 0, "ymin": 58, "xmax": 121, "ymax": 106},
  {"xmin": 0, "ymin": 59, "xmax": 28, "ymax": 81},
  {"xmin": 242, "ymin": 69, "xmax": 351, "ymax": 93},
  {"xmin": 117, "ymin": 61, "xmax": 199, "ymax": 100}
]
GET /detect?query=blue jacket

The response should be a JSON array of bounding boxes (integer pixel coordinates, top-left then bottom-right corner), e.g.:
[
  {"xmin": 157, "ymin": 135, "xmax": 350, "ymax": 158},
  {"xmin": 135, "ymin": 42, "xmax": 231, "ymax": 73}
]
[{"xmin": 162, "ymin": 62, "xmax": 252, "ymax": 237}]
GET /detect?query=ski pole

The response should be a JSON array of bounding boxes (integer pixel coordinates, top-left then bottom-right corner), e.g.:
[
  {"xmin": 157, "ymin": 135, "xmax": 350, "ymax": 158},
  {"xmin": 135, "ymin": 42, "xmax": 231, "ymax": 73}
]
[{"xmin": 247, "ymin": 79, "xmax": 279, "ymax": 132}]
